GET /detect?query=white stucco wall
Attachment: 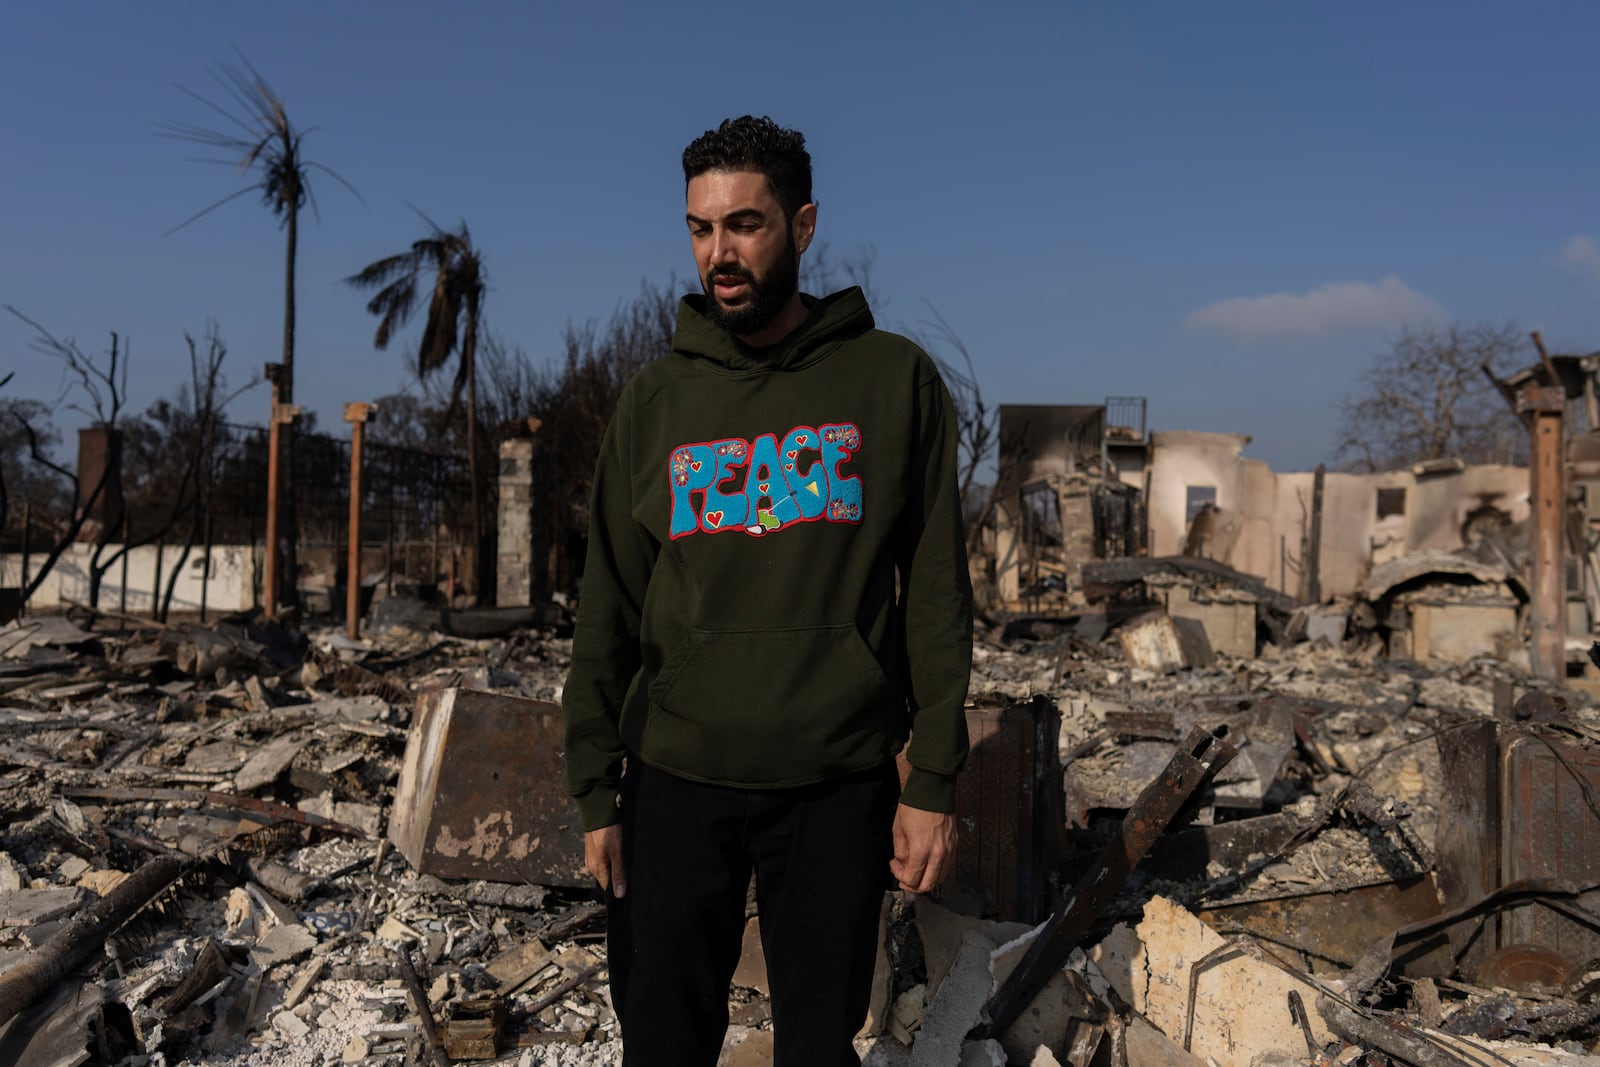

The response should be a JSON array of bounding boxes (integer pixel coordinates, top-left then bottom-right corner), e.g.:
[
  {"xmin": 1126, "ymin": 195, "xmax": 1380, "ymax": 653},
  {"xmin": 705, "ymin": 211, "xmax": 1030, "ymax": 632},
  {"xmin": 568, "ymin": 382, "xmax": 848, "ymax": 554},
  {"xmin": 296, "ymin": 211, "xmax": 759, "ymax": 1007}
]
[
  {"xmin": 1, "ymin": 544, "xmax": 256, "ymax": 614},
  {"xmin": 1147, "ymin": 432, "xmax": 1531, "ymax": 599}
]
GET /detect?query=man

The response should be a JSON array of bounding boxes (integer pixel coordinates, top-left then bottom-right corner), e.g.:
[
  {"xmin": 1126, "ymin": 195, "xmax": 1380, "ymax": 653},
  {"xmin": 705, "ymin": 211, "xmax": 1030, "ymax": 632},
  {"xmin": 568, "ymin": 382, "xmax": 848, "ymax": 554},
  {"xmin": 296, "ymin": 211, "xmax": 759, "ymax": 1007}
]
[{"xmin": 562, "ymin": 115, "xmax": 973, "ymax": 1066}]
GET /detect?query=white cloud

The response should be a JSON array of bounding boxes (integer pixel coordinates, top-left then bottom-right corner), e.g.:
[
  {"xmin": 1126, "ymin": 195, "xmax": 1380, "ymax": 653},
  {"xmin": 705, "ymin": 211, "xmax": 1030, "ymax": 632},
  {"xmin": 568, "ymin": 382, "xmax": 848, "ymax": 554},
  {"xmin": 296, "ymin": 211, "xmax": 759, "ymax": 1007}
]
[
  {"xmin": 1560, "ymin": 234, "xmax": 1600, "ymax": 280},
  {"xmin": 1183, "ymin": 277, "xmax": 1444, "ymax": 342}
]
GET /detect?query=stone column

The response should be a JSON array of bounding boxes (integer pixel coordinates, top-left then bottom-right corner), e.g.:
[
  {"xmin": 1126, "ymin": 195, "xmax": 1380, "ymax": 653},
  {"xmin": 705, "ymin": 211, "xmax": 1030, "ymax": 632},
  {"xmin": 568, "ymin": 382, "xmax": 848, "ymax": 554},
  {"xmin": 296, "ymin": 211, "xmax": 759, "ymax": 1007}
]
[{"xmin": 496, "ymin": 437, "xmax": 536, "ymax": 607}]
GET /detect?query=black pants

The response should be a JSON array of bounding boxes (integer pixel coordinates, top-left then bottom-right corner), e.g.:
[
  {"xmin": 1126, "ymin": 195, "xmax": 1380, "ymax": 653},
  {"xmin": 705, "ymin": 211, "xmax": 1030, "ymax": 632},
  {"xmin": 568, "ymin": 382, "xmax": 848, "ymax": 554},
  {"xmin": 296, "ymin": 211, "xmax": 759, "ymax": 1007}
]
[{"xmin": 607, "ymin": 760, "xmax": 898, "ymax": 1067}]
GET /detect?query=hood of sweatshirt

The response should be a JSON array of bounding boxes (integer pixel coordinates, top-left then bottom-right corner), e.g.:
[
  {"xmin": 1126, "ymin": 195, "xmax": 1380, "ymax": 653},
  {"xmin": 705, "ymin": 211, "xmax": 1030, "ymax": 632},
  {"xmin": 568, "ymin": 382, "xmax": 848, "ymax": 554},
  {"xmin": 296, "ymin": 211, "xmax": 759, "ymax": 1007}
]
[{"xmin": 672, "ymin": 286, "xmax": 876, "ymax": 373}]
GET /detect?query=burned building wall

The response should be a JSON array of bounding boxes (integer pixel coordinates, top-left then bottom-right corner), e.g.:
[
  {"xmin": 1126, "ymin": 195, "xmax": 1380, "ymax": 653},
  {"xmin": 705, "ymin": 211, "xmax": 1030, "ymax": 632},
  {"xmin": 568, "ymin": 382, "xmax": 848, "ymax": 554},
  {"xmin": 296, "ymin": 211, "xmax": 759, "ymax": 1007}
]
[
  {"xmin": 1149, "ymin": 432, "xmax": 1530, "ymax": 600},
  {"xmin": 1147, "ymin": 431, "xmax": 1253, "ymax": 561}
]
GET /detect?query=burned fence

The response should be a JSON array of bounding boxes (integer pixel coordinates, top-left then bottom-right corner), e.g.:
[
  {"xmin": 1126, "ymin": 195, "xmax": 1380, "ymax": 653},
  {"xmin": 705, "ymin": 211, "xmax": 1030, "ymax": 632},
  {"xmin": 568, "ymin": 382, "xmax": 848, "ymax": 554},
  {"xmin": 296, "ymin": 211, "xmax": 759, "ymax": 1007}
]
[
  {"xmin": 205, "ymin": 421, "xmax": 478, "ymax": 614},
  {"xmin": 2, "ymin": 422, "xmax": 477, "ymax": 620}
]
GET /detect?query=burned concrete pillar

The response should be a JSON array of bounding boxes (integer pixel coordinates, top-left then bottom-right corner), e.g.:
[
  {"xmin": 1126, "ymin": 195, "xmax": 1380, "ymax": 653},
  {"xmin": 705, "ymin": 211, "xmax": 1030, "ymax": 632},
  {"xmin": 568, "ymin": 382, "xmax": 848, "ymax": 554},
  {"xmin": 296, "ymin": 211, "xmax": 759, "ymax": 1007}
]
[
  {"xmin": 496, "ymin": 436, "xmax": 536, "ymax": 607},
  {"xmin": 74, "ymin": 426, "xmax": 124, "ymax": 542}
]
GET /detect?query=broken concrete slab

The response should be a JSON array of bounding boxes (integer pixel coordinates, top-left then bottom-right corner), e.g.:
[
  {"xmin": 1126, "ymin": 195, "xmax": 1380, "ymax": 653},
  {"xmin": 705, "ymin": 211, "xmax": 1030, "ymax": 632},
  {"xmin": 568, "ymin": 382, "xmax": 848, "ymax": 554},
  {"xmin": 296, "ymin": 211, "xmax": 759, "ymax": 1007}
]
[
  {"xmin": 1117, "ymin": 611, "xmax": 1214, "ymax": 673},
  {"xmin": 956, "ymin": 1038, "xmax": 1006, "ymax": 1066},
  {"xmin": 911, "ymin": 931, "xmax": 998, "ymax": 1067},
  {"xmin": 988, "ymin": 930, "xmax": 1106, "ymax": 1065},
  {"xmin": 251, "ymin": 922, "xmax": 319, "ymax": 971},
  {"xmin": 914, "ymin": 896, "xmax": 1030, "ymax": 995},
  {"xmin": 1123, "ymin": 1015, "xmax": 1208, "ymax": 1067},
  {"xmin": 1092, "ymin": 895, "xmax": 1332, "ymax": 1067},
  {"xmin": 234, "ymin": 734, "xmax": 310, "ymax": 792},
  {"xmin": 0, "ymin": 887, "xmax": 88, "ymax": 927}
]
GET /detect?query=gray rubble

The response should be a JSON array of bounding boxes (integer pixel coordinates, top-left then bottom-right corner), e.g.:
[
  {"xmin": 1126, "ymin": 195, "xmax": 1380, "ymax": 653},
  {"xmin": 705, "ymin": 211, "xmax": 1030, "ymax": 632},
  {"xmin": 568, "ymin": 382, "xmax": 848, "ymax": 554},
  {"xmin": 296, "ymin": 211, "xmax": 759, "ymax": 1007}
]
[{"xmin": 0, "ymin": 602, "xmax": 1596, "ymax": 1066}]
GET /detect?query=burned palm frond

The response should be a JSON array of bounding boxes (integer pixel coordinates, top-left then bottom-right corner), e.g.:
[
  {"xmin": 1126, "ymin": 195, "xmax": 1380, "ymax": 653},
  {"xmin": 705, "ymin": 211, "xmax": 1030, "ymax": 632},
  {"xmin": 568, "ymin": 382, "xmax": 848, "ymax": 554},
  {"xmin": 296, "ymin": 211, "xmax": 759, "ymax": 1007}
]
[{"xmin": 158, "ymin": 51, "xmax": 360, "ymax": 236}]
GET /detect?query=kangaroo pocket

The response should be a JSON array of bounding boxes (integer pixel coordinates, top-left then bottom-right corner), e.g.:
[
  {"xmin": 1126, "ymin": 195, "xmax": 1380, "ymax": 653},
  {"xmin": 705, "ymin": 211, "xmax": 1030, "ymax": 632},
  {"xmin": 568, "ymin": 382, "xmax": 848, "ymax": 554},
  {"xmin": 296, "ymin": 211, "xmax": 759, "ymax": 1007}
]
[{"xmin": 643, "ymin": 624, "xmax": 898, "ymax": 785}]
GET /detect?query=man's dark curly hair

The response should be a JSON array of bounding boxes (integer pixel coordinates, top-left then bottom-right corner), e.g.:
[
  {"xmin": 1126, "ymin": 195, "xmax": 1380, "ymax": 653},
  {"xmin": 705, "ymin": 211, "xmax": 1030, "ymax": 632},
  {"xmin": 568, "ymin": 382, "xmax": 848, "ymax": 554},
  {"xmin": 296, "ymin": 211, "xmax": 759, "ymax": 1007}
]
[{"xmin": 682, "ymin": 116, "xmax": 813, "ymax": 220}]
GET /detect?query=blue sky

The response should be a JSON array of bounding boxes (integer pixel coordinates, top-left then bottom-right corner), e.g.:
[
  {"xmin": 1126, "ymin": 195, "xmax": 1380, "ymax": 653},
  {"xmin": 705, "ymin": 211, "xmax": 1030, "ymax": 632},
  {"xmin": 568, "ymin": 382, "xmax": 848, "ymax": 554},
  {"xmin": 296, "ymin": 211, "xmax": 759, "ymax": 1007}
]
[{"xmin": 3, "ymin": 2, "xmax": 1598, "ymax": 472}]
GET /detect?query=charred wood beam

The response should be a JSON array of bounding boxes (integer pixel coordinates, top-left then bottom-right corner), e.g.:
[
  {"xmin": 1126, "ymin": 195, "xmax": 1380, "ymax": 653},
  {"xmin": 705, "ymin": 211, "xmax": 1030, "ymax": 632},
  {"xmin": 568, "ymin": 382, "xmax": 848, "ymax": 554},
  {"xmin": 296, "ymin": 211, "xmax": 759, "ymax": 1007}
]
[
  {"xmin": 522, "ymin": 963, "xmax": 602, "ymax": 1017},
  {"xmin": 1317, "ymin": 997, "xmax": 1473, "ymax": 1067},
  {"xmin": 173, "ymin": 831, "xmax": 317, "ymax": 902},
  {"xmin": 62, "ymin": 785, "xmax": 366, "ymax": 837},
  {"xmin": 394, "ymin": 948, "xmax": 450, "ymax": 1067},
  {"xmin": 0, "ymin": 854, "xmax": 187, "ymax": 1027}
]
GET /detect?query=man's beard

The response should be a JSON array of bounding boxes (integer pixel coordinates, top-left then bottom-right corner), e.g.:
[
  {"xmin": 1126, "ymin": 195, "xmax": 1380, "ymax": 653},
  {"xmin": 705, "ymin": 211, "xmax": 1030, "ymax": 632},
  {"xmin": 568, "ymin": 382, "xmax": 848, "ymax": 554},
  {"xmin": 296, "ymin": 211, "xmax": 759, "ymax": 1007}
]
[{"xmin": 702, "ymin": 237, "xmax": 800, "ymax": 338}]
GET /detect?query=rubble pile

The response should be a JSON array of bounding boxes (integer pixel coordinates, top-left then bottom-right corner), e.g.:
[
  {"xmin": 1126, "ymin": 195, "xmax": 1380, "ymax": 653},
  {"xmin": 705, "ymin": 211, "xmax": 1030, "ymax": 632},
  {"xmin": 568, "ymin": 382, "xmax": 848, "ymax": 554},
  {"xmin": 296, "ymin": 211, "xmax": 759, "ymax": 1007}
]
[
  {"xmin": 0, "ymin": 609, "xmax": 616, "ymax": 1067},
  {"xmin": 0, "ymin": 602, "xmax": 1597, "ymax": 1066}
]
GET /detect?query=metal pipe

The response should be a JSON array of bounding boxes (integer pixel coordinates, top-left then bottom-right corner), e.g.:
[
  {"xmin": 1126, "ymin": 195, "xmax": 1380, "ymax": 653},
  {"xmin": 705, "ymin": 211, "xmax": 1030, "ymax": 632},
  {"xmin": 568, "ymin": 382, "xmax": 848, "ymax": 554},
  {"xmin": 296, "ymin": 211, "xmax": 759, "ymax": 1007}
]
[
  {"xmin": 344, "ymin": 403, "xmax": 375, "ymax": 639},
  {"xmin": 264, "ymin": 367, "xmax": 283, "ymax": 620},
  {"xmin": 1524, "ymin": 383, "xmax": 1566, "ymax": 681}
]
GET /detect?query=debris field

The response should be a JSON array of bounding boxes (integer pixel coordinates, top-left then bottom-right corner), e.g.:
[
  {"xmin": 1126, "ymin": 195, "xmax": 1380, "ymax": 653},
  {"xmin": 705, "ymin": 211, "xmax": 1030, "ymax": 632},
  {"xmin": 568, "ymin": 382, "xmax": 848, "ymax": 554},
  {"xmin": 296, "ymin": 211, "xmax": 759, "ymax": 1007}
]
[{"xmin": 0, "ymin": 596, "xmax": 1598, "ymax": 1067}]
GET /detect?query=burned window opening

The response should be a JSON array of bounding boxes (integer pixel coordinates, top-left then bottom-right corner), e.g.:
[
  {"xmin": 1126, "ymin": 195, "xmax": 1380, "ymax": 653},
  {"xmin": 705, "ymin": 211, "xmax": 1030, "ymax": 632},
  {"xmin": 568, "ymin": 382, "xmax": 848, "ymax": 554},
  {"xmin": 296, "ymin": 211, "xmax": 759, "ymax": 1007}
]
[
  {"xmin": 1376, "ymin": 487, "xmax": 1406, "ymax": 519},
  {"xmin": 1185, "ymin": 486, "xmax": 1217, "ymax": 523},
  {"xmin": 1461, "ymin": 503, "xmax": 1511, "ymax": 548}
]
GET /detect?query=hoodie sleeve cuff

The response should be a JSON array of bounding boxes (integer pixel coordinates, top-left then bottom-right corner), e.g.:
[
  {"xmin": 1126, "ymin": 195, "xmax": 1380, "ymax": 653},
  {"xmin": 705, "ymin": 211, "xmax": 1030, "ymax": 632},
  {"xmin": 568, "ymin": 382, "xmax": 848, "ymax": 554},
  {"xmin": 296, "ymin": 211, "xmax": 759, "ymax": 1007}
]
[
  {"xmin": 899, "ymin": 767, "xmax": 958, "ymax": 813},
  {"xmin": 575, "ymin": 785, "xmax": 622, "ymax": 832}
]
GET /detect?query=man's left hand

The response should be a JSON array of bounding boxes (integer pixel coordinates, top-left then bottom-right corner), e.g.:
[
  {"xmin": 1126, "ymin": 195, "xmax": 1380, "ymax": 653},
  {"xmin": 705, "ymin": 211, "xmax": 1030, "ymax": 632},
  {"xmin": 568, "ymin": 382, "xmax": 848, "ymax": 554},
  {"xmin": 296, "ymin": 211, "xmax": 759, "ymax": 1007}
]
[{"xmin": 890, "ymin": 804, "xmax": 956, "ymax": 894}]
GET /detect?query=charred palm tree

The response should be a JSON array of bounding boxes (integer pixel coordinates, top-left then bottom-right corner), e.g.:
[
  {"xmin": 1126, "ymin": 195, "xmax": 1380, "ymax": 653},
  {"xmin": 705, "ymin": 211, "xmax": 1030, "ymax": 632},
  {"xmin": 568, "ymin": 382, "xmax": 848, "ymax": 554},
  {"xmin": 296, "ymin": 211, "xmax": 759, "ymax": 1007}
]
[
  {"xmin": 347, "ymin": 221, "xmax": 489, "ymax": 602},
  {"xmin": 162, "ymin": 54, "xmax": 357, "ymax": 610}
]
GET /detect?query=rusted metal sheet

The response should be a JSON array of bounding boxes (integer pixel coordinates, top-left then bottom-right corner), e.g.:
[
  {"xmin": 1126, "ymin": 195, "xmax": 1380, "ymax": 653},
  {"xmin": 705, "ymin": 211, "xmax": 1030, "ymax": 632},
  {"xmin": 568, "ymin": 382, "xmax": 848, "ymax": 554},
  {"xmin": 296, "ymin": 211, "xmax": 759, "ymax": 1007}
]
[
  {"xmin": 941, "ymin": 696, "xmax": 1065, "ymax": 925},
  {"xmin": 1501, "ymin": 731, "xmax": 1600, "ymax": 964},
  {"xmin": 389, "ymin": 688, "xmax": 587, "ymax": 887},
  {"xmin": 1198, "ymin": 877, "xmax": 1451, "ymax": 978},
  {"xmin": 974, "ymin": 725, "xmax": 1237, "ymax": 1041}
]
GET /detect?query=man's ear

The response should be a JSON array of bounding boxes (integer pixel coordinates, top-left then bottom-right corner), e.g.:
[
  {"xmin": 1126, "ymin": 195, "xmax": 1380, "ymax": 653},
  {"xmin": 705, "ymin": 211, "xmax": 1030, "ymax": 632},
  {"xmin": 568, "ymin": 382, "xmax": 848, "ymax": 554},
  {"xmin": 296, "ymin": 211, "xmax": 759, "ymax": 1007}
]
[{"xmin": 793, "ymin": 203, "xmax": 818, "ymax": 256}]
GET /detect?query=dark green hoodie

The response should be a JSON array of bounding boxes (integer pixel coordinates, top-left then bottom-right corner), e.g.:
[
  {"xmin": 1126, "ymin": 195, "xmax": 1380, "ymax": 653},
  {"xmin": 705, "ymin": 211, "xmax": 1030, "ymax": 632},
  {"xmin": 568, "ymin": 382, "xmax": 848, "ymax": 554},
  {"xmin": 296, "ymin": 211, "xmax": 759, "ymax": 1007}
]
[{"xmin": 561, "ymin": 287, "xmax": 972, "ymax": 831}]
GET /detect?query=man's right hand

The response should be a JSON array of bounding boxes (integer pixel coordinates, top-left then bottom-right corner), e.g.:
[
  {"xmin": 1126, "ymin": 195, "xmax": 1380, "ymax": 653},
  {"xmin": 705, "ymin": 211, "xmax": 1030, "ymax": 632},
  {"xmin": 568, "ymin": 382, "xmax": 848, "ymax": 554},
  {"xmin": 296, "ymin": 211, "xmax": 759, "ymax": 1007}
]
[{"xmin": 584, "ymin": 825, "xmax": 626, "ymax": 898}]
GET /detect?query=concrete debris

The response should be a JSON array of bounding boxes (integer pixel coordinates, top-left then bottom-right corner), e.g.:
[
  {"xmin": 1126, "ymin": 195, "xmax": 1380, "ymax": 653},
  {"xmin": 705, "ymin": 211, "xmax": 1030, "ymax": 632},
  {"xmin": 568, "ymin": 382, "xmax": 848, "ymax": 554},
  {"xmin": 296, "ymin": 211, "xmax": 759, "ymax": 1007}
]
[
  {"xmin": 0, "ymin": 592, "xmax": 1595, "ymax": 1066},
  {"xmin": 1093, "ymin": 894, "xmax": 1333, "ymax": 1066}
]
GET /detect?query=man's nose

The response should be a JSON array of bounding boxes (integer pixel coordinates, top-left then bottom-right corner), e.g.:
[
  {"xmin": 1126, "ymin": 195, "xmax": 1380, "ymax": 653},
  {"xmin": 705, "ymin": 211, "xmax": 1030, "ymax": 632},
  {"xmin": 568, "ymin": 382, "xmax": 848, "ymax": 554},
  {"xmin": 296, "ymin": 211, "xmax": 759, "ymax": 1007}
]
[{"xmin": 709, "ymin": 230, "xmax": 737, "ymax": 265}]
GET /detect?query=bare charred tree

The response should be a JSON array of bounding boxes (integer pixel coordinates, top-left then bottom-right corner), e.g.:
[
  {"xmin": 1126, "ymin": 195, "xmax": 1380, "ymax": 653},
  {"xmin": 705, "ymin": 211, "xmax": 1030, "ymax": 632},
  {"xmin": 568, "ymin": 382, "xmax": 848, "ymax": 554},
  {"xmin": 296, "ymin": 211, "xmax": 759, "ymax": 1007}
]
[
  {"xmin": 163, "ymin": 52, "xmax": 358, "ymax": 610},
  {"xmin": 91, "ymin": 326, "xmax": 253, "ymax": 617},
  {"xmin": 2, "ymin": 309, "xmax": 129, "ymax": 603},
  {"xmin": 907, "ymin": 304, "xmax": 996, "ymax": 553},
  {"xmin": 800, "ymin": 241, "xmax": 877, "ymax": 300},
  {"xmin": 347, "ymin": 220, "xmax": 490, "ymax": 600},
  {"xmin": 527, "ymin": 281, "xmax": 676, "ymax": 596},
  {"xmin": 0, "ymin": 380, "xmax": 67, "ymax": 557},
  {"xmin": 1336, "ymin": 322, "xmax": 1528, "ymax": 472}
]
